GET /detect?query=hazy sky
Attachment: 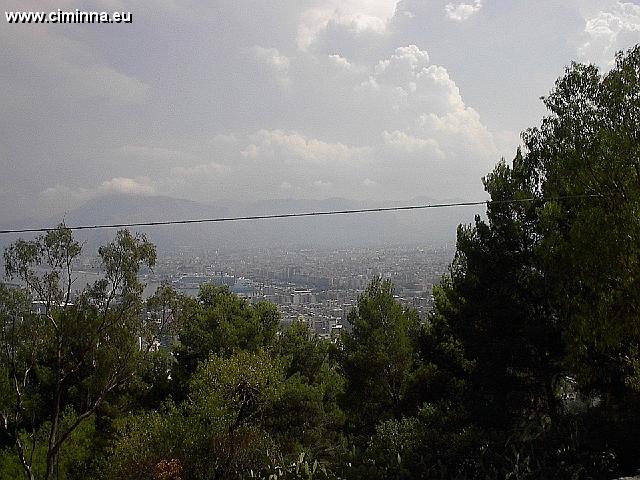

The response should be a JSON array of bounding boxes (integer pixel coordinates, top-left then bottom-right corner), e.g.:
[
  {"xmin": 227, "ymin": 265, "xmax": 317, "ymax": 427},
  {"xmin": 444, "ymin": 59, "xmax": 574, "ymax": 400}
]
[{"xmin": 2, "ymin": 0, "xmax": 640, "ymax": 221}]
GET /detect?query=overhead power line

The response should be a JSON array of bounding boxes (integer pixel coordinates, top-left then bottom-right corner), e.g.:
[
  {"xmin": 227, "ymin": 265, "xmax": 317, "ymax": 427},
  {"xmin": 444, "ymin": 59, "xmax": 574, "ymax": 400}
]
[{"xmin": 0, "ymin": 194, "xmax": 601, "ymax": 235}]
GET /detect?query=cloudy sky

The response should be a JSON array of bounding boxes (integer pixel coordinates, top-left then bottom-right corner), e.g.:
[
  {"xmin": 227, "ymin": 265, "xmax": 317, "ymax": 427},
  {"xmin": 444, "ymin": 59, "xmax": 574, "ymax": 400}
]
[{"xmin": 2, "ymin": 0, "xmax": 640, "ymax": 222}]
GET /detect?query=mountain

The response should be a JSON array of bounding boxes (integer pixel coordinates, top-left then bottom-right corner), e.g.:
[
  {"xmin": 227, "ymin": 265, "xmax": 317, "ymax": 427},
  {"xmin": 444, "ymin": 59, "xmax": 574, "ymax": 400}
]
[{"xmin": 1, "ymin": 194, "xmax": 485, "ymax": 252}]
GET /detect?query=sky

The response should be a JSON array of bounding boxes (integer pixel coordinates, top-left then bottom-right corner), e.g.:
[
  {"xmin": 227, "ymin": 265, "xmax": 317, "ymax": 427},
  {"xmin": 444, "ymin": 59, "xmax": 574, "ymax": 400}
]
[{"xmin": 2, "ymin": 0, "xmax": 640, "ymax": 222}]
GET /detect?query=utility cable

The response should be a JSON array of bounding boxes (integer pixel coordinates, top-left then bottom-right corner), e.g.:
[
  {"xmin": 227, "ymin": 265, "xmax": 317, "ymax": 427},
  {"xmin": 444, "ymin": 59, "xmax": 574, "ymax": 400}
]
[{"xmin": 0, "ymin": 194, "xmax": 601, "ymax": 235}]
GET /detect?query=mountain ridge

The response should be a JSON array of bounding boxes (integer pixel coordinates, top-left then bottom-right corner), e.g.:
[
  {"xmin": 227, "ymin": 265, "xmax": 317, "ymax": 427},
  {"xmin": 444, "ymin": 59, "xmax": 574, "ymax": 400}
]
[{"xmin": 1, "ymin": 194, "xmax": 484, "ymax": 251}]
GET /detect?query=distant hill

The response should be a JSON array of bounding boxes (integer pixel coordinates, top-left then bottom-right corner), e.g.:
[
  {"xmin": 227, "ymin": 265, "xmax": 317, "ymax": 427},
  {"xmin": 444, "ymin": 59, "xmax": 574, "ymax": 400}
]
[{"xmin": 0, "ymin": 194, "xmax": 485, "ymax": 252}]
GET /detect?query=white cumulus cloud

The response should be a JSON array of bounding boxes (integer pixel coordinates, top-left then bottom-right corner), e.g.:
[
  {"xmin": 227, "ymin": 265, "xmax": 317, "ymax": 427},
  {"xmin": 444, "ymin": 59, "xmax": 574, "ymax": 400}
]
[
  {"xmin": 363, "ymin": 45, "xmax": 496, "ymax": 160},
  {"xmin": 240, "ymin": 130, "xmax": 371, "ymax": 164},
  {"xmin": 40, "ymin": 177, "xmax": 156, "ymax": 210},
  {"xmin": 578, "ymin": 1, "xmax": 640, "ymax": 67},
  {"xmin": 297, "ymin": 0, "xmax": 399, "ymax": 50},
  {"xmin": 99, "ymin": 177, "xmax": 155, "ymax": 195},
  {"xmin": 445, "ymin": 0, "xmax": 483, "ymax": 21},
  {"xmin": 382, "ymin": 130, "xmax": 445, "ymax": 158}
]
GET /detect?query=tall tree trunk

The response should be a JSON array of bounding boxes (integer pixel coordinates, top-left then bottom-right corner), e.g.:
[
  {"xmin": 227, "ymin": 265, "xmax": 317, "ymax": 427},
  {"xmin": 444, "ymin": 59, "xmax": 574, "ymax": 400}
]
[{"xmin": 45, "ymin": 339, "xmax": 63, "ymax": 480}]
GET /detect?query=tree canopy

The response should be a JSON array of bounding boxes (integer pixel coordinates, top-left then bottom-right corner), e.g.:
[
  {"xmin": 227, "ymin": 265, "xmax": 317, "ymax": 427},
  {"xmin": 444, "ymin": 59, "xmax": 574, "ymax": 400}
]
[{"xmin": 1, "ymin": 226, "xmax": 155, "ymax": 480}]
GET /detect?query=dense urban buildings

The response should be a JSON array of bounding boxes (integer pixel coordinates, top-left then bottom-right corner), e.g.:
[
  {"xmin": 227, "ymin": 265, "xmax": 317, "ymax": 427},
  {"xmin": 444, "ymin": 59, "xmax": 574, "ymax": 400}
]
[
  {"xmin": 67, "ymin": 244, "xmax": 454, "ymax": 338},
  {"xmin": 156, "ymin": 245, "xmax": 451, "ymax": 332}
]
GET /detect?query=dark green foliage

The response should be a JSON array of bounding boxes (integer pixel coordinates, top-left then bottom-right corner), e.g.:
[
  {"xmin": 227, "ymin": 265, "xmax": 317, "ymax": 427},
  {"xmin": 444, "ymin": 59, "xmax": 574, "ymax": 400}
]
[
  {"xmin": 174, "ymin": 284, "xmax": 279, "ymax": 377},
  {"xmin": 267, "ymin": 321, "xmax": 345, "ymax": 459},
  {"xmin": 340, "ymin": 277, "xmax": 421, "ymax": 433},
  {"xmin": 520, "ymin": 46, "xmax": 640, "ymax": 473},
  {"xmin": 523, "ymin": 49, "xmax": 640, "ymax": 402},
  {"xmin": 126, "ymin": 348, "xmax": 177, "ymax": 410},
  {"xmin": 1, "ymin": 226, "xmax": 156, "ymax": 480},
  {"xmin": 434, "ymin": 157, "xmax": 565, "ymax": 430},
  {"xmin": 418, "ymin": 45, "xmax": 640, "ymax": 477},
  {"xmin": 104, "ymin": 350, "xmax": 284, "ymax": 480}
]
